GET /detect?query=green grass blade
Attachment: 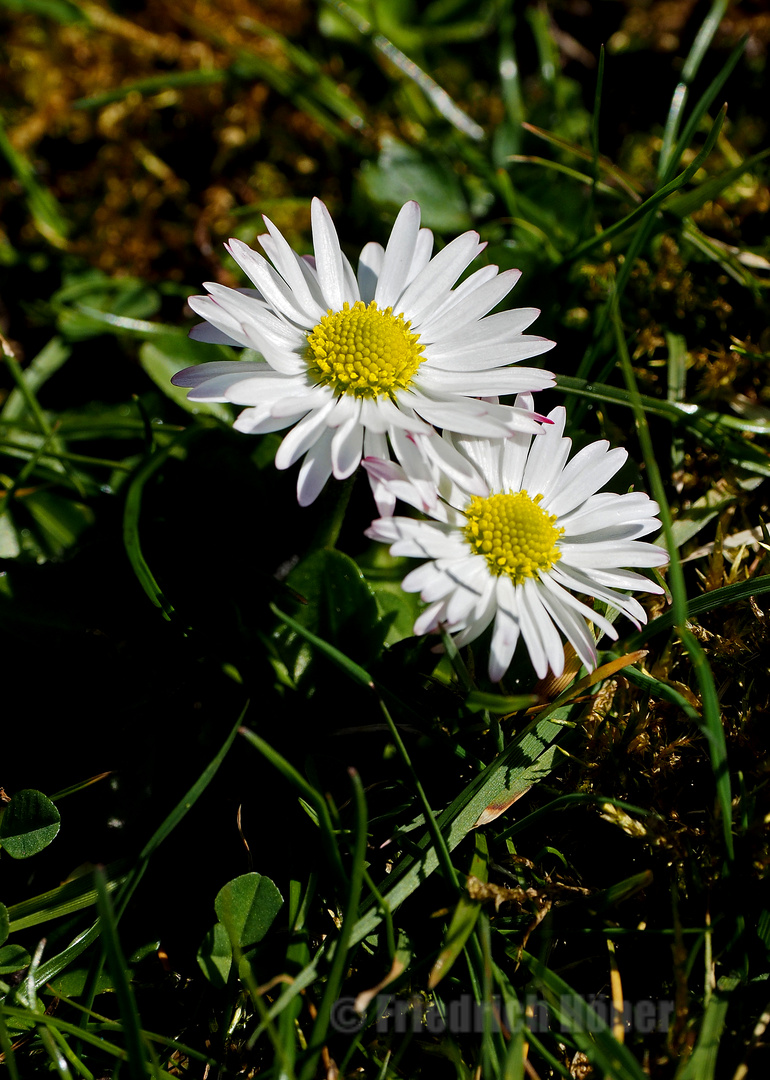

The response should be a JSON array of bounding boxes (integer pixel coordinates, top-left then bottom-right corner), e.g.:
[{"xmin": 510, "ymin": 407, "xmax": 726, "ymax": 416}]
[
  {"xmin": 568, "ymin": 104, "xmax": 726, "ymax": 263},
  {"xmin": 663, "ymin": 35, "xmax": 744, "ymax": 185},
  {"xmin": 123, "ymin": 427, "xmax": 205, "ymax": 618},
  {"xmin": 675, "ymin": 975, "xmax": 740, "ymax": 1079},
  {"xmin": 298, "ymin": 769, "xmax": 367, "ymax": 1080},
  {"xmin": 520, "ymin": 951, "xmax": 650, "ymax": 1080},
  {"xmin": 658, "ymin": 0, "xmax": 730, "ymax": 178},
  {"xmin": 612, "ymin": 303, "xmax": 734, "ymax": 861},
  {"xmin": 239, "ymin": 727, "xmax": 349, "ymax": 889},
  {"xmin": 270, "ymin": 603, "xmax": 375, "ymax": 688}
]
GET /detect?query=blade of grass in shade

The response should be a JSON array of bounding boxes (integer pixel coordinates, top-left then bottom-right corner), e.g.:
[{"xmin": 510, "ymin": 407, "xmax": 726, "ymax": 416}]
[
  {"xmin": 7, "ymin": 864, "xmax": 127, "ymax": 933},
  {"xmin": 236, "ymin": 15, "xmax": 368, "ymax": 131},
  {"xmin": 497, "ymin": 793, "xmax": 663, "ymax": 843},
  {"xmin": 53, "ymin": 990, "xmax": 226, "ymax": 1072},
  {"xmin": 72, "ymin": 69, "xmax": 226, "ymax": 110},
  {"xmin": 612, "ymin": 303, "xmax": 734, "ymax": 861},
  {"xmin": 507, "ymin": 157, "xmax": 623, "ymax": 200},
  {"xmin": 477, "ymin": 914, "xmax": 504, "ymax": 1076},
  {"xmin": 239, "ymin": 727, "xmax": 349, "ymax": 890},
  {"xmin": 0, "ymin": 120, "xmax": 69, "ymax": 247},
  {"xmin": 658, "ymin": 0, "xmax": 731, "ymax": 179},
  {"xmin": 521, "ymin": 952, "xmax": 650, "ymax": 1080},
  {"xmin": 378, "ymin": 694, "xmax": 460, "ymax": 890},
  {"xmin": 676, "ymin": 975, "xmax": 741, "ymax": 1080},
  {"xmin": 0, "ymin": 334, "xmax": 78, "ymax": 490},
  {"xmin": 0, "ymin": 337, "xmax": 70, "ymax": 423},
  {"xmin": 556, "ymin": 374, "xmax": 770, "ymax": 450},
  {"xmin": 298, "ymin": 770, "xmax": 368, "ymax": 1080},
  {"xmin": 322, "ymin": 0, "xmax": 484, "ymax": 140},
  {"xmin": 253, "ymin": 706, "xmax": 575, "ymax": 1038},
  {"xmin": 37, "ymin": 1023, "xmax": 81, "ymax": 1080},
  {"xmin": 0, "ymin": 1006, "xmax": 21, "ymax": 1080},
  {"xmin": 270, "ymin": 603, "xmax": 375, "ymax": 688},
  {"xmin": 70, "ymin": 708, "xmax": 243, "ymax": 1040},
  {"xmin": 681, "ymin": 219, "xmax": 765, "ymax": 290},
  {"xmin": 662, "ymin": 31, "xmax": 744, "ymax": 185},
  {"xmin": 498, "ymin": 0, "xmax": 524, "ymax": 140},
  {"xmin": 525, "ymin": 4, "xmax": 558, "ymax": 88},
  {"xmin": 520, "ymin": 123, "xmax": 642, "ymax": 200},
  {"xmin": 123, "ymin": 427, "xmax": 202, "ymax": 619},
  {"xmin": 633, "ymin": 576, "xmax": 770, "ymax": 643},
  {"xmin": 428, "ymin": 832, "xmax": 488, "ymax": 989},
  {"xmin": 274, "ymin": 877, "xmax": 315, "ymax": 1069},
  {"xmin": 568, "ymin": 105, "xmax": 726, "ymax": 263},
  {"xmin": 1, "ymin": 1007, "xmax": 180, "ymax": 1077},
  {"xmin": 575, "ymin": 100, "xmax": 727, "ymax": 385},
  {"xmin": 0, "ymin": 439, "xmax": 133, "ymax": 474},
  {"xmin": 26, "ymin": 922, "xmax": 102, "ymax": 992},
  {"xmin": 664, "ymin": 148, "xmax": 770, "ymax": 219},
  {"xmin": 667, "ymin": 332, "xmax": 688, "ymax": 477}
]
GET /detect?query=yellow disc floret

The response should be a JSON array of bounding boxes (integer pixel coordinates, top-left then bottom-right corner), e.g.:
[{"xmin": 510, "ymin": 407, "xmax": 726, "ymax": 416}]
[
  {"xmin": 305, "ymin": 301, "xmax": 425, "ymax": 398},
  {"xmin": 463, "ymin": 490, "xmax": 564, "ymax": 583}
]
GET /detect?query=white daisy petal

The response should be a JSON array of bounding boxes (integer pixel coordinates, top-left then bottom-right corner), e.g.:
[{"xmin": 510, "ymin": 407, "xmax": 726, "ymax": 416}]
[
  {"xmin": 233, "ymin": 406, "xmax": 306, "ymax": 435},
  {"xmin": 259, "ymin": 217, "xmax": 326, "ymax": 321},
  {"xmin": 225, "ymin": 240, "xmax": 317, "ymax": 327},
  {"xmin": 424, "ymin": 338, "xmax": 557, "ymax": 371},
  {"xmin": 311, "ymin": 197, "xmax": 355, "ymax": 311},
  {"xmin": 331, "ymin": 415, "xmax": 364, "ymax": 479},
  {"xmin": 416, "ymin": 367, "xmax": 556, "ymax": 397},
  {"xmin": 274, "ymin": 399, "xmax": 337, "ymax": 470},
  {"xmin": 407, "ymin": 228, "xmax": 435, "ymax": 285},
  {"xmin": 374, "ymin": 201, "xmax": 421, "ymax": 308},
  {"xmin": 535, "ymin": 583, "xmax": 598, "ymax": 671},
  {"xmin": 184, "ymin": 370, "xmax": 303, "ymax": 404},
  {"xmin": 489, "ymin": 577, "xmax": 520, "ymax": 682},
  {"xmin": 545, "ymin": 443, "xmax": 628, "ymax": 517},
  {"xmin": 522, "ymin": 577, "xmax": 565, "ymax": 677},
  {"xmin": 416, "ymin": 272, "xmax": 527, "ymax": 342},
  {"xmin": 173, "ymin": 198, "xmax": 555, "ymax": 505},
  {"xmin": 397, "ymin": 231, "xmax": 486, "ymax": 323},
  {"xmin": 188, "ymin": 321, "xmax": 244, "ymax": 346},
  {"xmin": 357, "ymin": 242, "xmax": 384, "ymax": 304},
  {"xmin": 297, "ymin": 427, "xmax": 335, "ymax": 507},
  {"xmin": 171, "ymin": 360, "xmax": 269, "ymax": 389}
]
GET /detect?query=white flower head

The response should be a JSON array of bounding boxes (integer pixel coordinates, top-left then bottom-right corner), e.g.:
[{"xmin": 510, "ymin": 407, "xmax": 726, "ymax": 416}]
[
  {"xmin": 365, "ymin": 395, "xmax": 669, "ymax": 682},
  {"xmin": 172, "ymin": 199, "xmax": 556, "ymax": 510}
]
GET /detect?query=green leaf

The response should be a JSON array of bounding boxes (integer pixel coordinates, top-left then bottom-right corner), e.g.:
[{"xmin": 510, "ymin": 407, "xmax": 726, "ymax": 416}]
[
  {"xmin": 274, "ymin": 548, "xmax": 383, "ymax": 686},
  {"xmin": 52, "ymin": 271, "xmax": 161, "ymax": 341},
  {"xmin": 465, "ymin": 690, "xmax": 539, "ymax": 715},
  {"xmin": 19, "ymin": 490, "xmax": 95, "ymax": 559},
  {"xmin": 358, "ymin": 135, "xmax": 472, "ymax": 232},
  {"xmin": 197, "ymin": 923, "xmax": 232, "ymax": 989},
  {"xmin": 0, "ymin": 944, "xmax": 32, "ymax": 975},
  {"xmin": 0, "ymin": 902, "xmax": 8, "ymax": 945},
  {"xmin": 0, "ymin": 790, "xmax": 61, "ymax": 859},
  {"xmin": 214, "ymin": 873, "xmax": 284, "ymax": 949},
  {"xmin": 139, "ymin": 339, "xmax": 235, "ymax": 422}
]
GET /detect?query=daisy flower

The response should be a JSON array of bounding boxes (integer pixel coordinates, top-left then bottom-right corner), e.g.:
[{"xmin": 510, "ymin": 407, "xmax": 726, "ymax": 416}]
[
  {"xmin": 365, "ymin": 396, "xmax": 669, "ymax": 681},
  {"xmin": 171, "ymin": 199, "xmax": 556, "ymax": 510}
]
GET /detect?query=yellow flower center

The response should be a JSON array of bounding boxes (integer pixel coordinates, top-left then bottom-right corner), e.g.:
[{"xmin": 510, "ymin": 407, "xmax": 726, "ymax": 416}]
[
  {"xmin": 463, "ymin": 491, "xmax": 564, "ymax": 583},
  {"xmin": 305, "ymin": 301, "xmax": 425, "ymax": 398}
]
